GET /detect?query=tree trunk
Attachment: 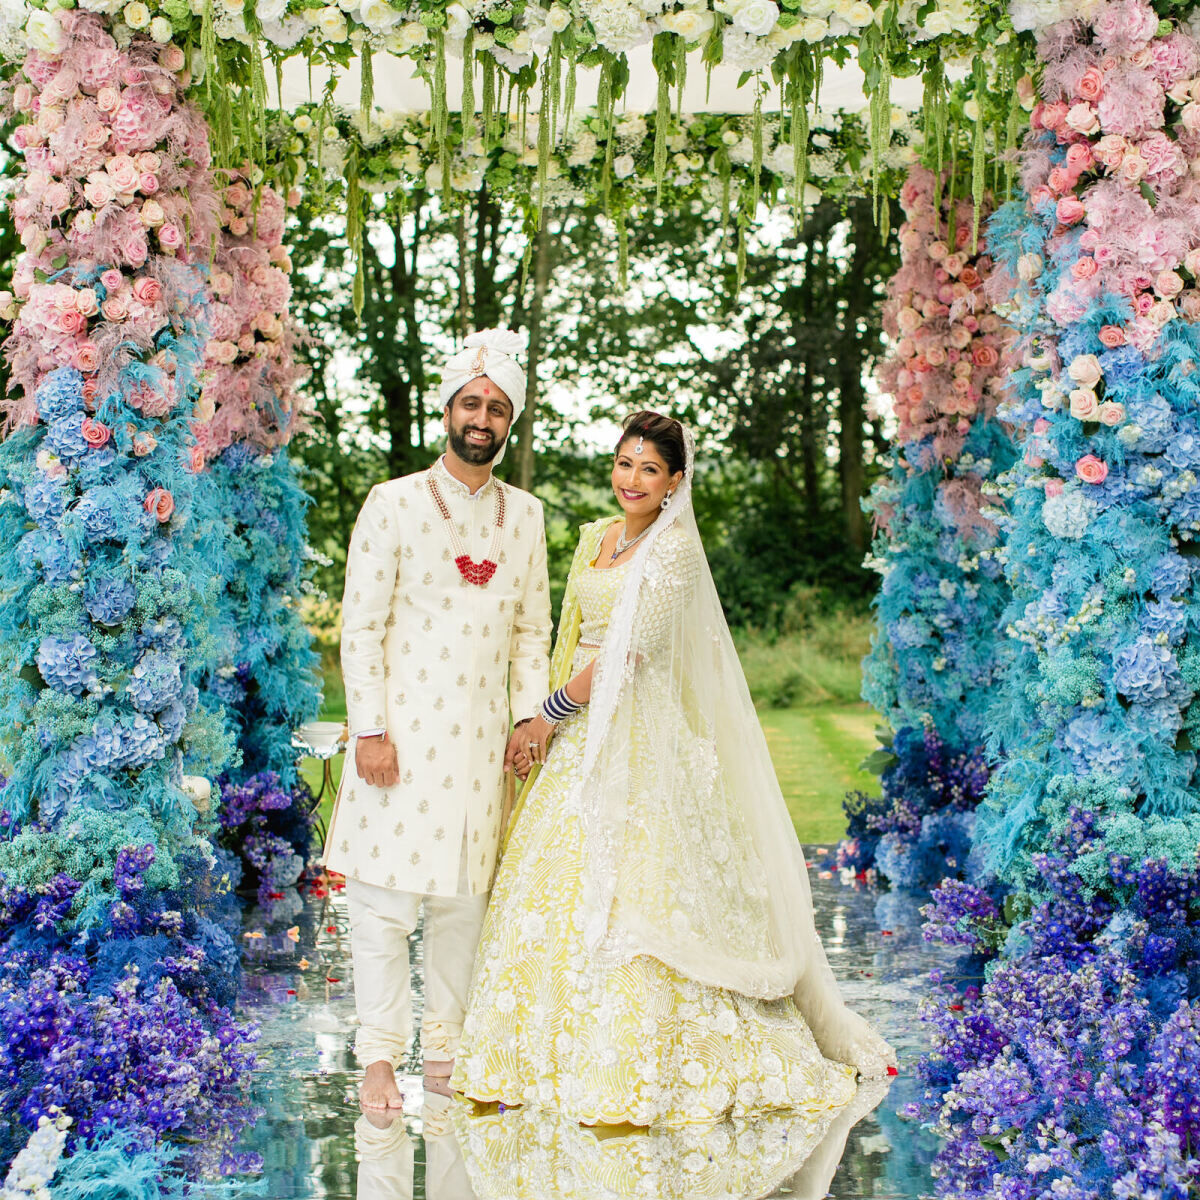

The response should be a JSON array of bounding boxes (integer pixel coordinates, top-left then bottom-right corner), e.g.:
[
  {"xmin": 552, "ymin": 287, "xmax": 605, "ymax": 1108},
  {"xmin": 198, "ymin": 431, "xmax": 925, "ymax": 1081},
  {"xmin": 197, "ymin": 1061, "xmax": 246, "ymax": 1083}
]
[
  {"xmin": 390, "ymin": 200, "xmax": 426, "ymax": 462},
  {"xmin": 472, "ymin": 183, "xmax": 504, "ymax": 329},
  {"xmin": 512, "ymin": 219, "xmax": 553, "ymax": 491}
]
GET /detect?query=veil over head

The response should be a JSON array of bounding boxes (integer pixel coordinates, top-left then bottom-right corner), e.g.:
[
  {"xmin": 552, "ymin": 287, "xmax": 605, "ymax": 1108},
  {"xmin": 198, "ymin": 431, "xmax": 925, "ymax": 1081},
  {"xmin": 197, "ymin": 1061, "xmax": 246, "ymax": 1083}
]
[{"xmin": 572, "ymin": 425, "xmax": 893, "ymax": 1077}]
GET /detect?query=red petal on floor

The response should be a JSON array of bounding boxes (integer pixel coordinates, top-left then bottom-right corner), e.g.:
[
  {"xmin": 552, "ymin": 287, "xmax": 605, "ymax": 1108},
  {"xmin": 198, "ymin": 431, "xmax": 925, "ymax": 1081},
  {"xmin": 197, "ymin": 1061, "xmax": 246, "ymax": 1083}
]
[{"xmin": 887, "ymin": 1066, "xmax": 899, "ymax": 1076}]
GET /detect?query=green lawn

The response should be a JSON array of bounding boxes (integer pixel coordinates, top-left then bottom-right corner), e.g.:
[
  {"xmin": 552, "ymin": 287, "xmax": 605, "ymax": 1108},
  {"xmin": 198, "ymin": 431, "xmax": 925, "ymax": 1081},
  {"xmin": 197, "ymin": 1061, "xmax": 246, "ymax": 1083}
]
[
  {"xmin": 300, "ymin": 684, "xmax": 878, "ymax": 848},
  {"xmin": 760, "ymin": 703, "xmax": 881, "ymax": 844}
]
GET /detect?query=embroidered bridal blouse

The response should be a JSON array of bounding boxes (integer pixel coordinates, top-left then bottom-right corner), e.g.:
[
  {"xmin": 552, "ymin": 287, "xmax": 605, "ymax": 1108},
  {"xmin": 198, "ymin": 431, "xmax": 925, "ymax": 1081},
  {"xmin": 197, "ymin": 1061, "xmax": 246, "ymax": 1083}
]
[{"xmin": 325, "ymin": 456, "xmax": 552, "ymax": 897}]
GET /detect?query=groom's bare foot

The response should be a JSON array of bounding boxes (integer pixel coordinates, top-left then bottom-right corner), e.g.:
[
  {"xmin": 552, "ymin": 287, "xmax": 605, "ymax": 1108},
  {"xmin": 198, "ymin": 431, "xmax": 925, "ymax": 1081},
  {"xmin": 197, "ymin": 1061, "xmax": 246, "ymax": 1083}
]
[{"xmin": 360, "ymin": 1060, "xmax": 404, "ymax": 1110}]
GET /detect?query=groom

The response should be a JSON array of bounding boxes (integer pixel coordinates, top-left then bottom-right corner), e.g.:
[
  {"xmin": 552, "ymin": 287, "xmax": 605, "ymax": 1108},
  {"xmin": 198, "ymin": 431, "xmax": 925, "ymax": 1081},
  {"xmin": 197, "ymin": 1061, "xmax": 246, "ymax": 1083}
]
[{"xmin": 325, "ymin": 328, "xmax": 552, "ymax": 1109}]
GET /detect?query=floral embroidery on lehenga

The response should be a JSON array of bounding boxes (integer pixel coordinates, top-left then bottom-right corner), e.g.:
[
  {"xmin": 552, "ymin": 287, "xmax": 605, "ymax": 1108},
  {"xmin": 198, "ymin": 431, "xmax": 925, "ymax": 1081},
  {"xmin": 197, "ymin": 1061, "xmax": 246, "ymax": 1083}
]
[{"xmin": 452, "ymin": 554, "xmax": 858, "ymax": 1127}]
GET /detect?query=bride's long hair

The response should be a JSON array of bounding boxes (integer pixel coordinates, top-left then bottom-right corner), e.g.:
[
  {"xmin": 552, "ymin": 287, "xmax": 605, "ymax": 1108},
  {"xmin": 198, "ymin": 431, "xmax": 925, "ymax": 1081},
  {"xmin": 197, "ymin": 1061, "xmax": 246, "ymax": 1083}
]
[{"xmin": 573, "ymin": 412, "xmax": 892, "ymax": 1077}]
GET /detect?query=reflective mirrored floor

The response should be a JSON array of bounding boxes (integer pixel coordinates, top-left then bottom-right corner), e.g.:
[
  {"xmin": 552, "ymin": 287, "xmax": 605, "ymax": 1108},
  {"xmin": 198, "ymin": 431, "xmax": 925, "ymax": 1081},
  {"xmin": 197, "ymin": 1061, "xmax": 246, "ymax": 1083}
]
[{"xmin": 238, "ymin": 856, "xmax": 957, "ymax": 1199}]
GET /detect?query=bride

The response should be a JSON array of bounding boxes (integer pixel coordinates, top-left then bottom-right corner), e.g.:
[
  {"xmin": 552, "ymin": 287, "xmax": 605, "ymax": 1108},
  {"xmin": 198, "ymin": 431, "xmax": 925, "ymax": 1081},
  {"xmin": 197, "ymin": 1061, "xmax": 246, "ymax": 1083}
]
[{"xmin": 451, "ymin": 411, "xmax": 894, "ymax": 1126}]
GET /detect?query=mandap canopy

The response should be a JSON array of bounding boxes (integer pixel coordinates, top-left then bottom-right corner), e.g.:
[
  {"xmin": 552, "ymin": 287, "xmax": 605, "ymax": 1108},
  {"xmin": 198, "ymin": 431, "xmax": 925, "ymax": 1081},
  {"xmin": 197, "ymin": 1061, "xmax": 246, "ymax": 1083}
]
[{"xmin": 1, "ymin": 0, "xmax": 1200, "ymax": 1197}]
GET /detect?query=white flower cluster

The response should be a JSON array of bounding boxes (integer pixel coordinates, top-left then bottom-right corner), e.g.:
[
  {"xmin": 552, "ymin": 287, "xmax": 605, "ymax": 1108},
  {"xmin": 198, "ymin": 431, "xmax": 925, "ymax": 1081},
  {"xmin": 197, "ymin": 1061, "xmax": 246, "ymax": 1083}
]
[
  {"xmin": 1, "ymin": 1116, "xmax": 70, "ymax": 1200},
  {"xmin": 1042, "ymin": 488, "xmax": 1096, "ymax": 539}
]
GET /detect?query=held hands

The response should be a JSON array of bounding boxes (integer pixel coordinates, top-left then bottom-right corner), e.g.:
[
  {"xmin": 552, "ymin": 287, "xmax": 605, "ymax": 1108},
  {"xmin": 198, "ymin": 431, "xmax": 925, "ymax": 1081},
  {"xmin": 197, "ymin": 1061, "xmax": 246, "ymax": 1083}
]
[
  {"xmin": 355, "ymin": 732, "xmax": 400, "ymax": 789},
  {"xmin": 508, "ymin": 714, "xmax": 556, "ymax": 779}
]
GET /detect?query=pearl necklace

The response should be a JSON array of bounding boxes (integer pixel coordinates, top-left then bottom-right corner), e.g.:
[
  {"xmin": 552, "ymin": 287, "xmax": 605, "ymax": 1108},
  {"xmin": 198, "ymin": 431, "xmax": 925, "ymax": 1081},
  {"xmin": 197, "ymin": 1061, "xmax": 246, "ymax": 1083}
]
[{"xmin": 427, "ymin": 473, "xmax": 506, "ymax": 586}]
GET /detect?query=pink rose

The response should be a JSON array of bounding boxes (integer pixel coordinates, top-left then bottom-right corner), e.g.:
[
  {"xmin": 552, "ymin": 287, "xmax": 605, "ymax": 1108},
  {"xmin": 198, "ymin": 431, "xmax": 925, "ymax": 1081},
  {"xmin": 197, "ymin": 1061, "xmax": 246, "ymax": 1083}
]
[
  {"xmin": 106, "ymin": 155, "xmax": 139, "ymax": 194},
  {"xmin": 286, "ymin": 188, "xmax": 302, "ymax": 209},
  {"xmin": 1180, "ymin": 290, "xmax": 1200, "ymax": 321},
  {"xmin": 1042, "ymin": 101, "xmax": 1069, "ymax": 130},
  {"xmin": 144, "ymin": 487, "xmax": 174, "ymax": 521},
  {"xmin": 224, "ymin": 182, "xmax": 251, "ymax": 209},
  {"xmin": 1070, "ymin": 388, "xmax": 1100, "ymax": 420},
  {"xmin": 185, "ymin": 444, "xmax": 205, "ymax": 473},
  {"xmin": 135, "ymin": 151, "xmax": 161, "ymax": 173},
  {"xmin": 1045, "ymin": 479, "xmax": 1065, "ymax": 498},
  {"xmin": 1066, "ymin": 102, "xmax": 1100, "ymax": 135},
  {"xmin": 1066, "ymin": 144, "xmax": 1096, "ymax": 177},
  {"xmin": 1056, "ymin": 197, "xmax": 1086, "ymax": 225},
  {"xmin": 81, "ymin": 417, "xmax": 110, "ymax": 447},
  {"xmin": 1077, "ymin": 67, "xmax": 1105, "ymax": 102},
  {"xmin": 1182, "ymin": 103, "xmax": 1200, "ymax": 134},
  {"xmin": 57, "ymin": 308, "xmax": 85, "ymax": 336},
  {"xmin": 1093, "ymin": 134, "xmax": 1127, "ymax": 169},
  {"xmin": 96, "ymin": 86, "xmax": 120, "ymax": 113},
  {"xmin": 72, "ymin": 342, "xmax": 99, "ymax": 372},
  {"xmin": 1034, "ymin": 418, "xmax": 1051, "ymax": 433},
  {"xmin": 13, "ymin": 83, "xmax": 33, "ymax": 113},
  {"xmin": 1068, "ymin": 353, "xmax": 1103, "ymax": 388},
  {"xmin": 83, "ymin": 124, "xmax": 109, "ymax": 152},
  {"xmin": 925, "ymin": 345, "xmax": 947, "ymax": 367},
  {"xmin": 973, "ymin": 344, "xmax": 1000, "ymax": 368},
  {"xmin": 75, "ymin": 287, "xmax": 99, "ymax": 317},
  {"xmin": 122, "ymin": 231, "xmax": 148, "ymax": 267},
  {"xmin": 42, "ymin": 181, "xmax": 70, "ymax": 214},
  {"xmin": 1075, "ymin": 454, "xmax": 1109, "ymax": 484},
  {"xmin": 1119, "ymin": 153, "xmax": 1148, "ymax": 184},
  {"xmin": 102, "ymin": 294, "xmax": 129, "ymax": 321},
  {"xmin": 229, "ymin": 216, "xmax": 249, "ymax": 237},
  {"xmin": 1134, "ymin": 291, "xmax": 1156, "ymax": 316},
  {"xmin": 100, "ymin": 268, "xmax": 123, "ymax": 292},
  {"xmin": 159, "ymin": 45, "xmax": 186, "ymax": 72},
  {"xmin": 81, "ymin": 379, "xmax": 98, "ymax": 406},
  {"xmin": 132, "ymin": 432, "xmax": 158, "ymax": 457},
  {"xmin": 1073, "ymin": 256, "xmax": 1099, "ymax": 280},
  {"xmin": 138, "ymin": 173, "xmax": 159, "ymax": 195},
  {"xmin": 138, "ymin": 199, "xmax": 164, "ymax": 228},
  {"xmin": 83, "ymin": 176, "xmax": 113, "ymax": 208},
  {"xmin": 1099, "ymin": 402, "xmax": 1125, "ymax": 426},
  {"xmin": 1157, "ymin": 270, "xmax": 1184, "ymax": 297},
  {"xmin": 1098, "ymin": 324, "xmax": 1126, "ymax": 347},
  {"xmin": 132, "ymin": 276, "xmax": 162, "ymax": 304},
  {"xmin": 122, "ymin": 67, "xmax": 146, "ymax": 87},
  {"xmin": 157, "ymin": 222, "xmax": 183, "ymax": 251}
]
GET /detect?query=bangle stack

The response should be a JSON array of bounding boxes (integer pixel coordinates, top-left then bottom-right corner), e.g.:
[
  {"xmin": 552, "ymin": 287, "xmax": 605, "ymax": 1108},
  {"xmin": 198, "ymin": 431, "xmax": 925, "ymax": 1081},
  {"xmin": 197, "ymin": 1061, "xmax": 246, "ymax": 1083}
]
[{"xmin": 539, "ymin": 686, "xmax": 583, "ymax": 725}]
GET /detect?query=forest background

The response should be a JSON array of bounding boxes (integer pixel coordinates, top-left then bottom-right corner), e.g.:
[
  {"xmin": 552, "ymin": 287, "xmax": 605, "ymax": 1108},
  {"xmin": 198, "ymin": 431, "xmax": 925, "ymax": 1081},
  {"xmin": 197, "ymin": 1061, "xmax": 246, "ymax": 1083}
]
[{"xmin": 285, "ymin": 184, "xmax": 899, "ymax": 838}]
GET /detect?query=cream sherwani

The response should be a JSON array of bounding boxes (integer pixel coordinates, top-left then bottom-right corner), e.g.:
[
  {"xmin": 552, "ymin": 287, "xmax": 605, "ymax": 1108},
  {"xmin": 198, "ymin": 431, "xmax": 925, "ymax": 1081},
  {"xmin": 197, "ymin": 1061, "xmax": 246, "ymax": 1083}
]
[{"xmin": 326, "ymin": 456, "xmax": 551, "ymax": 1068}]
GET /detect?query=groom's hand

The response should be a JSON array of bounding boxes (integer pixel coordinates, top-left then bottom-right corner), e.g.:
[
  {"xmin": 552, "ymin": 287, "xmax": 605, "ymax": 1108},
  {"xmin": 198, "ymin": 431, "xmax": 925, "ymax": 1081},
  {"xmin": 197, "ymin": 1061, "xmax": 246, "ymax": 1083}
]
[{"xmin": 356, "ymin": 733, "xmax": 399, "ymax": 789}]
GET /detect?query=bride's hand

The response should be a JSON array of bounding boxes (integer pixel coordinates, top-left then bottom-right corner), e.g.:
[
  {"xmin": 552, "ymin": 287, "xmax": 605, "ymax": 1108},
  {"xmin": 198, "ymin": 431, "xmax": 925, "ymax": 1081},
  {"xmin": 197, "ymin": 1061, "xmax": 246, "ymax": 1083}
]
[{"xmin": 516, "ymin": 713, "xmax": 556, "ymax": 768}]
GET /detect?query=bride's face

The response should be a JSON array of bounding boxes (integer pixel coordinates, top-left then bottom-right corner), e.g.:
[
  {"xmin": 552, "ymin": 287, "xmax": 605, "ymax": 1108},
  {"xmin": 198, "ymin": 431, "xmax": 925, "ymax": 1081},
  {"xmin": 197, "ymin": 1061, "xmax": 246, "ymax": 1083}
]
[{"xmin": 611, "ymin": 437, "xmax": 683, "ymax": 518}]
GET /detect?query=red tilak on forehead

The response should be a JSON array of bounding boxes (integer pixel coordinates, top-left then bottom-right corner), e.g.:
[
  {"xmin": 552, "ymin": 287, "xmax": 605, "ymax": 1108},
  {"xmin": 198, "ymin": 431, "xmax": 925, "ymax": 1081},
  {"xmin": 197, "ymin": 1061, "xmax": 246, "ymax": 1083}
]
[{"xmin": 483, "ymin": 385, "xmax": 491, "ymax": 395}]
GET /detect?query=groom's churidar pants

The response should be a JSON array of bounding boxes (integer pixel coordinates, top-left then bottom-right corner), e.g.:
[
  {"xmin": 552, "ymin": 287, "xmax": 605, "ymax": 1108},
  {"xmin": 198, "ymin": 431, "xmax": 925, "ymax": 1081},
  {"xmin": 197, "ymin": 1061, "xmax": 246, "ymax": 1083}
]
[{"xmin": 346, "ymin": 839, "xmax": 487, "ymax": 1069}]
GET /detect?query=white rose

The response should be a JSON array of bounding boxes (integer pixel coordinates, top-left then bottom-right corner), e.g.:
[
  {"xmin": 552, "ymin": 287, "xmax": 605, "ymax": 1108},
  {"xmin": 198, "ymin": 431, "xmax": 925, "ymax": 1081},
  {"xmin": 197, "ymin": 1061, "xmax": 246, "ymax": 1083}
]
[
  {"xmin": 123, "ymin": 1, "xmax": 151, "ymax": 28},
  {"xmin": 546, "ymin": 3, "xmax": 571, "ymax": 30},
  {"xmin": 797, "ymin": 14, "xmax": 828, "ymax": 37},
  {"xmin": 845, "ymin": 0, "xmax": 874, "ymax": 24},
  {"xmin": 613, "ymin": 152, "xmax": 636, "ymax": 179},
  {"xmin": 293, "ymin": 113, "xmax": 314, "ymax": 133},
  {"xmin": 26, "ymin": 8, "xmax": 65, "ymax": 51},
  {"xmin": 662, "ymin": 7, "xmax": 713, "ymax": 37},
  {"xmin": 257, "ymin": 0, "xmax": 287, "ymax": 18},
  {"xmin": 445, "ymin": 2, "xmax": 471, "ymax": 35},
  {"xmin": 396, "ymin": 20, "xmax": 427, "ymax": 48},
  {"xmin": 510, "ymin": 29, "xmax": 533, "ymax": 51},
  {"xmin": 921, "ymin": 8, "xmax": 953, "ymax": 33},
  {"xmin": 148, "ymin": 15, "xmax": 173, "ymax": 40},
  {"xmin": 731, "ymin": 0, "xmax": 778, "ymax": 35},
  {"xmin": 360, "ymin": 0, "xmax": 399, "ymax": 29},
  {"xmin": 317, "ymin": 5, "xmax": 348, "ymax": 38}
]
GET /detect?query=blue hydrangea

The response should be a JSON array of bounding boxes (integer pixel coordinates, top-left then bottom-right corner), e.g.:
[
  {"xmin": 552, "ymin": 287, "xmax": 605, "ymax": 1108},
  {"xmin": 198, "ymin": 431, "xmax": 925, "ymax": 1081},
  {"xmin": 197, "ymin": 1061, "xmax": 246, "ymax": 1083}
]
[
  {"xmin": 23, "ymin": 476, "xmax": 68, "ymax": 524},
  {"xmin": 1163, "ymin": 426, "xmax": 1200, "ymax": 471},
  {"xmin": 1127, "ymin": 394, "xmax": 1174, "ymax": 453},
  {"xmin": 35, "ymin": 634, "xmax": 99, "ymax": 695},
  {"xmin": 75, "ymin": 489, "xmax": 122, "ymax": 543},
  {"xmin": 1064, "ymin": 711, "xmax": 1137, "ymax": 774},
  {"xmin": 158, "ymin": 699, "xmax": 186, "ymax": 744},
  {"xmin": 44, "ymin": 415, "xmax": 89, "ymax": 462},
  {"xmin": 34, "ymin": 367, "xmax": 84, "ymax": 424},
  {"xmin": 1143, "ymin": 600, "xmax": 1187, "ymax": 643},
  {"xmin": 126, "ymin": 650, "xmax": 184, "ymax": 714},
  {"xmin": 1150, "ymin": 552, "xmax": 1193, "ymax": 599},
  {"xmin": 16, "ymin": 529, "xmax": 79, "ymax": 585},
  {"xmin": 1112, "ymin": 636, "xmax": 1183, "ymax": 705},
  {"xmin": 84, "ymin": 576, "xmax": 137, "ymax": 626}
]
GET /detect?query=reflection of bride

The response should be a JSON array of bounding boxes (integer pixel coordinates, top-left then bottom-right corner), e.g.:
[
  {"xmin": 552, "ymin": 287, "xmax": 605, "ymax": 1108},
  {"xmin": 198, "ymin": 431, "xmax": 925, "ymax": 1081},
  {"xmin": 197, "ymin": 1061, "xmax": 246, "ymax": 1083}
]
[{"xmin": 452, "ymin": 412, "xmax": 894, "ymax": 1128}]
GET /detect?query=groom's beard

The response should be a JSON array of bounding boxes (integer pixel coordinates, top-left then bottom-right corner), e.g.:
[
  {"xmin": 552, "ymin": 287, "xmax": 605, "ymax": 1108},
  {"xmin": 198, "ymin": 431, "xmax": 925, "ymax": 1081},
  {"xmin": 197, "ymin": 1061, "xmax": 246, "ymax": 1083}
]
[{"xmin": 449, "ymin": 421, "xmax": 506, "ymax": 465}]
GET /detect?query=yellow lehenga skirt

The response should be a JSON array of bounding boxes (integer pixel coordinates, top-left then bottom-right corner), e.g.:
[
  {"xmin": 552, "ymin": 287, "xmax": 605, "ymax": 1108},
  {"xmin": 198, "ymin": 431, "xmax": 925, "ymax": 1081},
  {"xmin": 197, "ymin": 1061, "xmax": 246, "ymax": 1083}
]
[{"xmin": 450, "ymin": 703, "xmax": 857, "ymax": 1127}]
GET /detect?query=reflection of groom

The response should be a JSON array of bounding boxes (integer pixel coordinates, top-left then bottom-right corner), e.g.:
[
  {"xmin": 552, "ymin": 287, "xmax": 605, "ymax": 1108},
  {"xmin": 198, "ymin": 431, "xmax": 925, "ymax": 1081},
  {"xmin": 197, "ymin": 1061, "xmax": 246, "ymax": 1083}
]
[{"xmin": 324, "ymin": 328, "xmax": 551, "ymax": 1109}]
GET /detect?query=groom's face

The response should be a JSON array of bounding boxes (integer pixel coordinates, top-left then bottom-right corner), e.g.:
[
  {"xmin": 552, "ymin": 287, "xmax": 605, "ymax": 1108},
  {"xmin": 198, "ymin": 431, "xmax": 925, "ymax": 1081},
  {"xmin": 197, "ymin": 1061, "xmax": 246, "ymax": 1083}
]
[{"xmin": 445, "ymin": 379, "xmax": 513, "ymax": 466}]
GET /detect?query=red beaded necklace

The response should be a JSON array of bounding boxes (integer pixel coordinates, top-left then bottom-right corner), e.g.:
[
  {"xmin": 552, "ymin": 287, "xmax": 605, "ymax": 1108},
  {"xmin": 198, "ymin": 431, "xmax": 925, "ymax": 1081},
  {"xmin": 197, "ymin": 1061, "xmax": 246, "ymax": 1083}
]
[{"xmin": 427, "ymin": 472, "xmax": 506, "ymax": 586}]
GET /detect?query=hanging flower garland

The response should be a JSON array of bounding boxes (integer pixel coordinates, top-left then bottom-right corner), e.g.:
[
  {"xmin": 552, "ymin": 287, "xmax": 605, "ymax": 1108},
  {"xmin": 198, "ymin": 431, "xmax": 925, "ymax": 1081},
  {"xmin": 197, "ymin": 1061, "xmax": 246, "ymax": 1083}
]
[
  {"xmin": 911, "ymin": 1, "xmax": 1200, "ymax": 1192},
  {"xmin": 842, "ymin": 164, "xmax": 1016, "ymax": 892},
  {"xmin": 0, "ymin": 12, "xmax": 261, "ymax": 1187}
]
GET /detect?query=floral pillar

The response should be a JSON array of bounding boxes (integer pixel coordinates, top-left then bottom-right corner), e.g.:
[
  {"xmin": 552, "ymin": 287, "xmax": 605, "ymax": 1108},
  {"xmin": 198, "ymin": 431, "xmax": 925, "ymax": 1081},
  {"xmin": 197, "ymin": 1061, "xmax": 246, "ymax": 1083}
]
[
  {"xmin": 843, "ymin": 165, "xmax": 1016, "ymax": 892},
  {"xmin": 0, "ymin": 10, "xmax": 256, "ymax": 1180},
  {"xmin": 916, "ymin": 3, "xmax": 1200, "ymax": 1193},
  {"xmin": 194, "ymin": 173, "xmax": 323, "ymax": 924}
]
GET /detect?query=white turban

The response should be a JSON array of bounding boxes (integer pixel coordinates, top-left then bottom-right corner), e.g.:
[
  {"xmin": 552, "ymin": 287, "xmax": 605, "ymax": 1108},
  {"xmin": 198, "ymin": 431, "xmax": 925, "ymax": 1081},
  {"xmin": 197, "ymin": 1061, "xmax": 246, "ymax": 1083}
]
[{"xmin": 438, "ymin": 327, "xmax": 528, "ymax": 421}]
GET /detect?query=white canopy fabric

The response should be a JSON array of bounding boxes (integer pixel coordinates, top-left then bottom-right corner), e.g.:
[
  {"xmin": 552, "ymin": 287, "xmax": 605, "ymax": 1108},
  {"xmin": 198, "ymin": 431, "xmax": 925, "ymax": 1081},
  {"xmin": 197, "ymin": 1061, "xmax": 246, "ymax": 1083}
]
[{"xmin": 278, "ymin": 48, "xmax": 929, "ymax": 116}]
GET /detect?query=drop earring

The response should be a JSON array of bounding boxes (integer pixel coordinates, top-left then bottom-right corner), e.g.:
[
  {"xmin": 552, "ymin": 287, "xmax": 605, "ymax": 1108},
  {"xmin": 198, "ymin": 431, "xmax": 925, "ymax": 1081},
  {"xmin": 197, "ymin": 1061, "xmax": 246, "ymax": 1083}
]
[{"xmin": 661, "ymin": 492, "xmax": 672, "ymax": 510}]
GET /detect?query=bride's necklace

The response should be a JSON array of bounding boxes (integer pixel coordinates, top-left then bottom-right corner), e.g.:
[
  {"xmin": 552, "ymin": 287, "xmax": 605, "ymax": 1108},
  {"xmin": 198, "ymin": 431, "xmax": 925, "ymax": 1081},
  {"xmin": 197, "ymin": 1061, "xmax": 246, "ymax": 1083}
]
[
  {"xmin": 427, "ymin": 473, "xmax": 506, "ymax": 586},
  {"xmin": 609, "ymin": 521, "xmax": 652, "ymax": 563}
]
